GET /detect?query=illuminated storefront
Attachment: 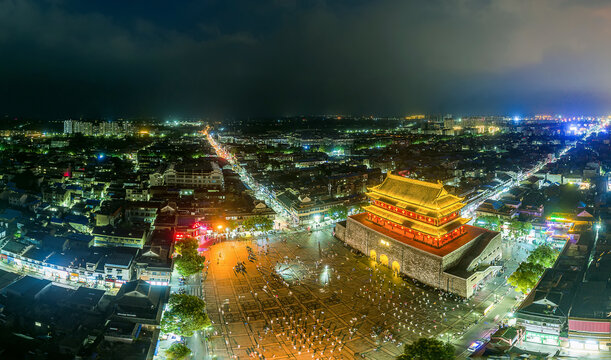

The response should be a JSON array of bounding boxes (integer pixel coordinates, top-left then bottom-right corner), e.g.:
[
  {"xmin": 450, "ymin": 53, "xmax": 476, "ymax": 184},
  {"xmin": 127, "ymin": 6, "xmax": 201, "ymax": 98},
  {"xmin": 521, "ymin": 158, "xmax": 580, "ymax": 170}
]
[{"xmin": 525, "ymin": 331, "xmax": 559, "ymax": 345}]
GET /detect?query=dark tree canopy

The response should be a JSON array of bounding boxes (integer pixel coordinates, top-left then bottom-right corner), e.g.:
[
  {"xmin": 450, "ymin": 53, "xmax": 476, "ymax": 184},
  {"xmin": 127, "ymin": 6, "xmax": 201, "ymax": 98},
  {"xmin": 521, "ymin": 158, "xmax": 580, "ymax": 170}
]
[{"xmin": 397, "ymin": 337, "xmax": 455, "ymax": 360}]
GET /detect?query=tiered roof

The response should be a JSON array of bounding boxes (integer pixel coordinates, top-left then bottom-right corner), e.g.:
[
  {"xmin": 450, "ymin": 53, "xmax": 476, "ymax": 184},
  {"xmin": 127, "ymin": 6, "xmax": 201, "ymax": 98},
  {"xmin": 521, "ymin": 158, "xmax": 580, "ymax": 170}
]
[
  {"xmin": 365, "ymin": 174, "xmax": 468, "ymax": 239},
  {"xmin": 364, "ymin": 205, "xmax": 467, "ymax": 237},
  {"xmin": 365, "ymin": 174, "xmax": 465, "ymax": 218}
]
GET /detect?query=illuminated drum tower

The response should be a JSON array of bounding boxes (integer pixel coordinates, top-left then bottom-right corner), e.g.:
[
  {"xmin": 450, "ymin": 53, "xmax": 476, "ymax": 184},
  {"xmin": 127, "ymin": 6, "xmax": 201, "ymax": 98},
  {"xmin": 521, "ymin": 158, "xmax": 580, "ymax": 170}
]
[{"xmin": 335, "ymin": 173, "xmax": 503, "ymax": 298}]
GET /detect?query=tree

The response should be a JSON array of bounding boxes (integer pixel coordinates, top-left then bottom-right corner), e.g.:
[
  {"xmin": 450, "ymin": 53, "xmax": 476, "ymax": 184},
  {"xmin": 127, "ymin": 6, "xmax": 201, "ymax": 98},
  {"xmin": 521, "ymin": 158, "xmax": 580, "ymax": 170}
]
[
  {"xmin": 174, "ymin": 237, "xmax": 205, "ymax": 277},
  {"xmin": 509, "ymin": 220, "xmax": 523, "ymax": 232},
  {"xmin": 175, "ymin": 252, "xmax": 205, "ymax": 277},
  {"xmin": 527, "ymin": 245, "xmax": 559, "ymax": 268},
  {"xmin": 175, "ymin": 237, "xmax": 199, "ymax": 255},
  {"xmin": 165, "ymin": 343, "xmax": 191, "ymax": 360},
  {"xmin": 476, "ymin": 216, "xmax": 500, "ymax": 230},
  {"xmin": 507, "ymin": 261, "xmax": 545, "ymax": 294},
  {"xmin": 161, "ymin": 294, "xmax": 211, "ymax": 337},
  {"xmin": 226, "ymin": 220, "xmax": 239, "ymax": 231},
  {"xmin": 326, "ymin": 205, "xmax": 348, "ymax": 220},
  {"xmin": 509, "ymin": 220, "xmax": 533, "ymax": 235},
  {"xmin": 397, "ymin": 338, "xmax": 455, "ymax": 360},
  {"xmin": 242, "ymin": 216, "xmax": 274, "ymax": 232},
  {"xmin": 13, "ymin": 170, "xmax": 40, "ymax": 192}
]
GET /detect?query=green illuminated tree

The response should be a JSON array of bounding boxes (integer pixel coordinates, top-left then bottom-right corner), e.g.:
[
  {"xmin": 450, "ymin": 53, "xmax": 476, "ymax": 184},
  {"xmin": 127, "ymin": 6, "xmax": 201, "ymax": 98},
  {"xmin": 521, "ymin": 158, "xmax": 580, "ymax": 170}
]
[
  {"xmin": 226, "ymin": 220, "xmax": 239, "ymax": 231},
  {"xmin": 242, "ymin": 216, "xmax": 274, "ymax": 232},
  {"xmin": 527, "ymin": 245, "xmax": 559, "ymax": 268},
  {"xmin": 397, "ymin": 337, "xmax": 455, "ymax": 360},
  {"xmin": 161, "ymin": 294, "xmax": 211, "ymax": 337},
  {"xmin": 509, "ymin": 220, "xmax": 533, "ymax": 235},
  {"xmin": 175, "ymin": 237, "xmax": 198, "ymax": 255},
  {"xmin": 174, "ymin": 237, "xmax": 205, "ymax": 277},
  {"xmin": 326, "ymin": 205, "xmax": 348, "ymax": 220},
  {"xmin": 509, "ymin": 220, "xmax": 523, "ymax": 232},
  {"xmin": 165, "ymin": 343, "xmax": 191, "ymax": 360},
  {"xmin": 508, "ymin": 261, "xmax": 545, "ymax": 294},
  {"xmin": 175, "ymin": 252, "xmax": 205, "ymax": 277},
  {"xmin": 476, "ymin": 216, "xmax": 500, "ymax": 230}
]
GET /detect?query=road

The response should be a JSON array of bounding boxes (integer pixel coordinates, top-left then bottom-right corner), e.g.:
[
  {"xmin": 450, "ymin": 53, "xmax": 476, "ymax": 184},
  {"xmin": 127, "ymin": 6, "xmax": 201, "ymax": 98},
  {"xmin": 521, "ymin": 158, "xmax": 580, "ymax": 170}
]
[
  {"xmin": 205, "ymin": 129, "xmax": 293, "ymax": 224},
  {"xmin": 155, "ymin": 269, "xmax": 211, "ymax": 360},
  {"xmin": 450, "ymin": 239, "xmax": 534, "ymax": 359}
]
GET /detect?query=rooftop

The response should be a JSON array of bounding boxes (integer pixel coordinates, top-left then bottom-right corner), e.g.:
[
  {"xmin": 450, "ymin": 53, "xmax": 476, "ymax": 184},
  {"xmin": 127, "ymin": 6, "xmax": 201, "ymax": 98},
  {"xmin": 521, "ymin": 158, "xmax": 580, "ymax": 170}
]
[
  {"xmin": 368, "ymin": 174, "xmax": 464, "ymax": 209},
  {"xmin": 2, "ymin": 276, "xmax": 51, "ymax": 299},
  {"xmin": 67, "ymin": 287, "xmax": 105, "ymax": 309},
  {"xmin": 366, "ymin": 174, "xmax": 465, "ymax": 217}
]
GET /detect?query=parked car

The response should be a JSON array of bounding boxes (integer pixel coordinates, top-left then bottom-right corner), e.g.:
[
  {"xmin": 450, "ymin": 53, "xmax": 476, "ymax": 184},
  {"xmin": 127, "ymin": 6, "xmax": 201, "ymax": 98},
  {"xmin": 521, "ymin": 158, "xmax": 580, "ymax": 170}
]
[{"xmin": 467, "ymin": 340, "xmax": 484, "ymax": 352}]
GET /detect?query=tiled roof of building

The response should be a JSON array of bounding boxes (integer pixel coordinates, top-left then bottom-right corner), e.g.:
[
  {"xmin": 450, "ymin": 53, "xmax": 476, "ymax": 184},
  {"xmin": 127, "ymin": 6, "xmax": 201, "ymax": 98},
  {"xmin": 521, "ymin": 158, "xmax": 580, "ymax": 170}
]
[{"xmin": 366, "ymin": 174, "xmax": 465, "ymax": 215}]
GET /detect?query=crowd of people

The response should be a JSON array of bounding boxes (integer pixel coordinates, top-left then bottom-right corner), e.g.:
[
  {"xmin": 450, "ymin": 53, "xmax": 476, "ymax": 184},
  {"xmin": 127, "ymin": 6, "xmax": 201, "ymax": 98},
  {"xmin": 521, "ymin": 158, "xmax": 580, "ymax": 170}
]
[{"xmin": 210, "ymin": 232, "xmax": 497, "ymax": 359}]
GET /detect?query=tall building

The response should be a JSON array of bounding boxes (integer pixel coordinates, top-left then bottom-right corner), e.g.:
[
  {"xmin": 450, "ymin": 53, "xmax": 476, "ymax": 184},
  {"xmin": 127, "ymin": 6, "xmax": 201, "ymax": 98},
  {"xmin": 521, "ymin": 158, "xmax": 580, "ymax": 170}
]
[
  {"xmin": 63, "ymin": 119, "xmax": 74, "ymax": 134},
  {"xmin": 335, "ymin": 174, "xmax": 502, "ymax": 297},
  {"xmin": 74, "ymin": 121, "xmax": 94, "ymax": 136}
]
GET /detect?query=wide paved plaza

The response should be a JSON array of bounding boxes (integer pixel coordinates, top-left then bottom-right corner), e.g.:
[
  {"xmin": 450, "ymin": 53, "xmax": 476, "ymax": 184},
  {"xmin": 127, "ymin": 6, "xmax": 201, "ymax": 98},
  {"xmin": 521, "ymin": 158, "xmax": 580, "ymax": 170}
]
[{"xmin": 200, "ymin": 227, "xmax": 508, "ymax": 359}]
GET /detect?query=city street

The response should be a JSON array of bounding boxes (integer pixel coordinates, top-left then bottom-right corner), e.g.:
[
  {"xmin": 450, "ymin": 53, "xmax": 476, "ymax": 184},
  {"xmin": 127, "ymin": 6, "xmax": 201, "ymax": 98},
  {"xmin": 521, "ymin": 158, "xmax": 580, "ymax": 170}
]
[
  {"xmin": 156, "ymin": 269, "xmax": 210, "ymax": 360},
  {"xmin": 206, "ymin": 130, "xmax": 293, "ymax": 225}
]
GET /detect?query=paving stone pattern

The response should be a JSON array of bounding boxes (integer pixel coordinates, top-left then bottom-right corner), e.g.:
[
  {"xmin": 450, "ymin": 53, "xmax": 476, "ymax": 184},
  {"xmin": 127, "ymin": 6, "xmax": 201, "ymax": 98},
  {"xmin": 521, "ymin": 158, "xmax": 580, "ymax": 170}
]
[{"xmin": 201, "ymin": 228, "xmax": 479, "ymax": 359}]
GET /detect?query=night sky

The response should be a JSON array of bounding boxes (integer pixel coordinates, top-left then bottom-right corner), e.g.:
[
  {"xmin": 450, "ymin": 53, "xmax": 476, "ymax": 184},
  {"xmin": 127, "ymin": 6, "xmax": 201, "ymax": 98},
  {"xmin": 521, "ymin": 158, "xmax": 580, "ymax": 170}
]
[{"xmin": 2, "ymin": 0, "xmax": 611, "ymax": 119}]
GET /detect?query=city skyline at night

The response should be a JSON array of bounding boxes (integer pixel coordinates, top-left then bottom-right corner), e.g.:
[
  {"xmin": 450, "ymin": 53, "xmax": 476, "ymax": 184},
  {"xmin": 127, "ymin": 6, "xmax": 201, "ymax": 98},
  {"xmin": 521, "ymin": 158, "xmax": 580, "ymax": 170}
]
[{"xmin": 0, "ymin": 1, "xmax": 610, "ymax": 360}]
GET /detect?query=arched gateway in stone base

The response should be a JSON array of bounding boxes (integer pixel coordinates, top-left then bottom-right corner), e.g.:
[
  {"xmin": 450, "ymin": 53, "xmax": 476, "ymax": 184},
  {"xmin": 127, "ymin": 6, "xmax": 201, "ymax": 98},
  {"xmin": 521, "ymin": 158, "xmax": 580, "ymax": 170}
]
[
  {"xmin": 379, "ymin": 254, "xmax": 389, "ymax": 266},
  {"xmin": 392, "ymin": 261, "xmax": 400, "ymax": 273},
  {"xmin": 337, "ymin": 173, "xmax": 503, "ymax": 298}
]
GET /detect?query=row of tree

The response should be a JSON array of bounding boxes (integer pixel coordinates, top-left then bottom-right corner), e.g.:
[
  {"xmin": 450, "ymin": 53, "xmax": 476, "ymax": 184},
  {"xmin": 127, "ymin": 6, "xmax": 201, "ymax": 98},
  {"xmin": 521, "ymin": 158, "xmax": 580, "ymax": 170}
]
[
  {"xmin": 242, "ymin": 215, "xmax": 274, "ymax": 232},
  {"xmin": 508, "ymin": 244, "xmax": 559, "ymax": 294},
  {"xmin": 476, "ymin": 216, "xmax": 533, "ymax": 235},
  {"xmin": 161, "ymin": 293, "xmax": 211, "ymax": 359}
]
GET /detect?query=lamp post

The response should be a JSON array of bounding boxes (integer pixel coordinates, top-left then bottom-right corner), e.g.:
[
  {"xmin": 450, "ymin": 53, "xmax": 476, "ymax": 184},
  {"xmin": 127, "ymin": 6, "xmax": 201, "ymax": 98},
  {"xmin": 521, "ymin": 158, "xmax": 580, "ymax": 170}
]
[{"xmin": 217, "ymin": 225, "xmax": 223, "ymax": 241}]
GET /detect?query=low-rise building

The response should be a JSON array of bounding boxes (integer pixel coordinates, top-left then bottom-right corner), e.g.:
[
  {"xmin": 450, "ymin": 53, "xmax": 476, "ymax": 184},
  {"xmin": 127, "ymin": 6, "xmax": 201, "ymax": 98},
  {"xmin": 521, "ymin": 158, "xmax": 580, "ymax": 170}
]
[
  {"xmin": 93, "ymin": 226, "xmax": 147, "ymax": 249},
  {"xmin": 149, "ymin": 159, "xmax": 224, "ymax": 190},
  {"xmin": 124, "ymin": 201, "xmax": 159, "ymax": 224},
  {"xmin": 277, "ymin": 189, "xmax": 343, "ymax": 226}
]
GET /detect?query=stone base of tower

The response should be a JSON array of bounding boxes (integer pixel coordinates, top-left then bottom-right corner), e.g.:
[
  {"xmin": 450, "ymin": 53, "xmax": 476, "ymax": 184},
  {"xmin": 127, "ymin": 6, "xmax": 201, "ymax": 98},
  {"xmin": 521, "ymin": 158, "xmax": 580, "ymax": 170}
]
[{"xmin": 337, "ymin": 213, "xmax": 502, "ymax": 298}]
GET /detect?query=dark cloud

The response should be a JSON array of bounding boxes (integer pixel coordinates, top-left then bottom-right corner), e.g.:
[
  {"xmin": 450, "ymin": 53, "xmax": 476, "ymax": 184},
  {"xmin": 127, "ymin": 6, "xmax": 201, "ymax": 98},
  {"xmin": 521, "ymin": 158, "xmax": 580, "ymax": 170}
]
[{"xmin": 1, "ymin": 0, "xmax": 610, "ymax": 119}]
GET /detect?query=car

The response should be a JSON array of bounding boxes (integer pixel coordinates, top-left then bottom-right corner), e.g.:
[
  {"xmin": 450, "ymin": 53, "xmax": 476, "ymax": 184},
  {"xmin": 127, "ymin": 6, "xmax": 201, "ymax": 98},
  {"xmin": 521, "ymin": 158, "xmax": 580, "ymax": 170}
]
[{"xmin": 467, "ymin": 340, "xmax": 484, "ymax": 352}]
